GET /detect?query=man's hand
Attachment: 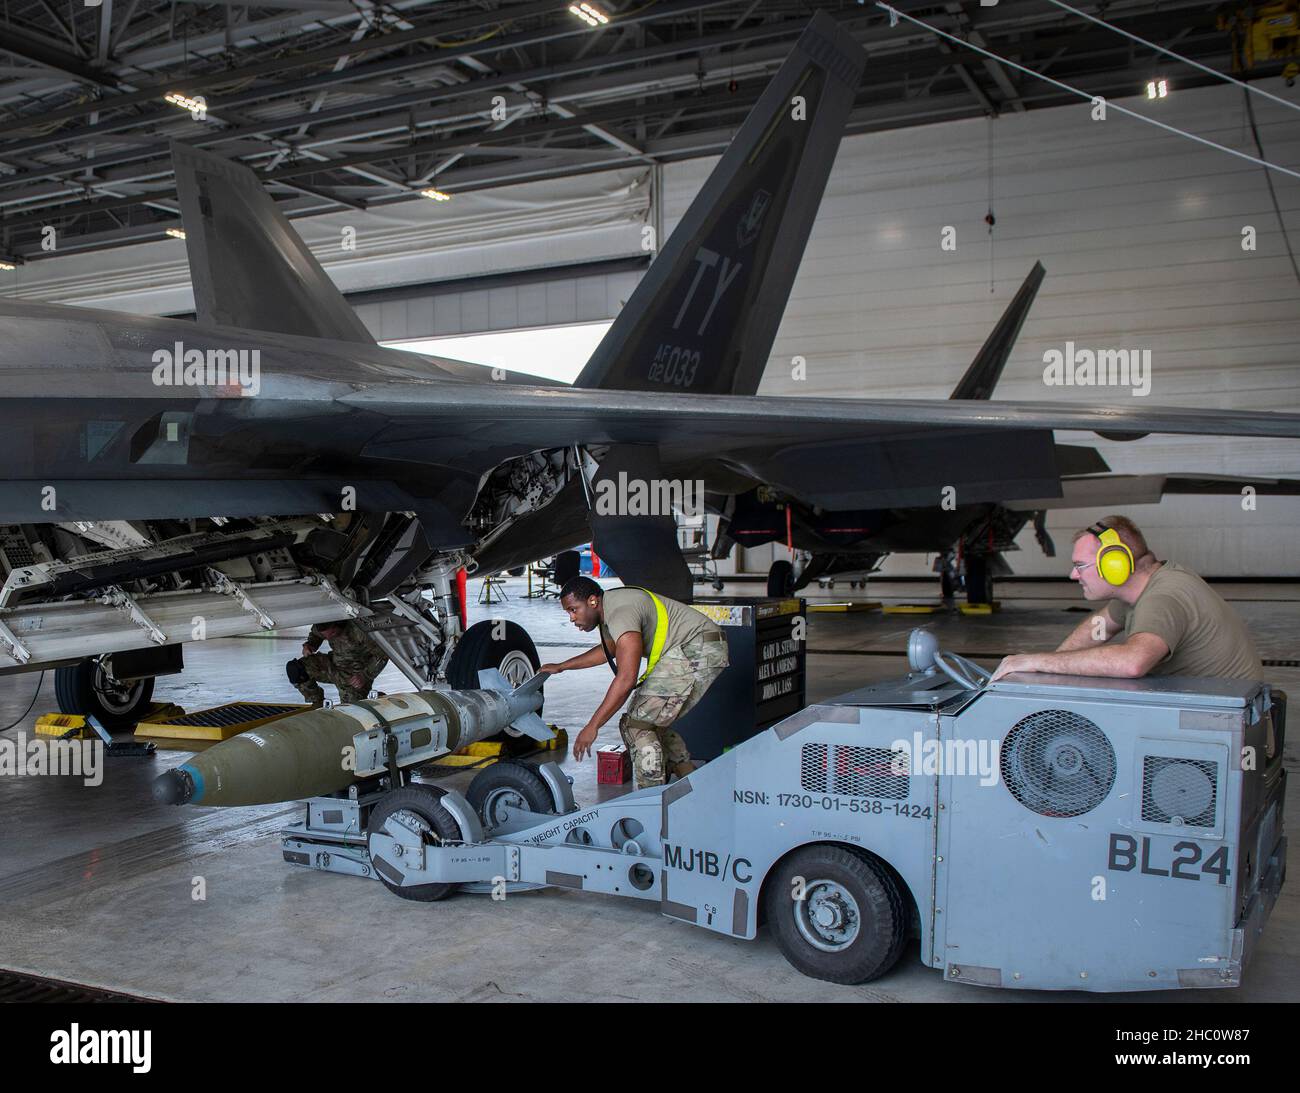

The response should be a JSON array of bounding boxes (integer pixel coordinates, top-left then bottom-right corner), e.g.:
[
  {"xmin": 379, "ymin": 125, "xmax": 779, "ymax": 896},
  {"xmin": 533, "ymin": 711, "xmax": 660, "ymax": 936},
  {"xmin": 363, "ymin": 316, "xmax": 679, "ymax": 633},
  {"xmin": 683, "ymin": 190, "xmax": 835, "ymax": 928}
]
[
  {"xmin": 538, "ymin": 663, "xmax": 565, "ymax": 675},
  {"xmin": 573, "ymin": 724, "xmax": 599, "ymax": 761},
  {"xmin": 301, "ymin": 643, "xmax": 313, "ymax": 657},
  {"xmin": 349, "ymin": 673, "xmax": 365, "ymax": 689},
  {"xmin": 990, "ymin": 654, "xmax": 1038, "ymax": 683}
]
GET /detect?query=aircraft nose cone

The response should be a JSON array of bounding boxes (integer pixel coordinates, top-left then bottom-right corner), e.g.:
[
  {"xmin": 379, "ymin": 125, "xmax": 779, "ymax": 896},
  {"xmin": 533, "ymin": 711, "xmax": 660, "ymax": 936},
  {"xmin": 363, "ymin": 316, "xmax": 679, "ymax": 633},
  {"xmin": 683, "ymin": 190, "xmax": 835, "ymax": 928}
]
[{"xmin": 152, "ymin": 768, "xmax": 194, "ymax": 806}]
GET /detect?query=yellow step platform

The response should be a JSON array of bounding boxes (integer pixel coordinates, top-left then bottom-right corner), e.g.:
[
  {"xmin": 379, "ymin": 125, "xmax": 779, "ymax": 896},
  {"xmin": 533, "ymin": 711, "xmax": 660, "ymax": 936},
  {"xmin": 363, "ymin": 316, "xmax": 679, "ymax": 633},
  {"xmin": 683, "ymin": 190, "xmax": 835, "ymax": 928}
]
[
  {"xmin": 36, "ymin": 701, "xmax": 187, "ymax": 738},
  {"xmin": 34, "ymin": 713, "xmax": 91, "ymax": 739},
  {"xmin": 881, "ymin": 603, "xmax": 944, "ymax": 615},
  {"xmin": 429, "ymin": 753, "xmax": 494, "ymax": 768},
  {"xmin": 425, "ymin": 726, "xmax": 569, "ymax": 771},
  {"xmin": 134, "ymin": 701, "xmax": 309, "ymax": 741},
  {"xmin": 958, "ymin": 602, "xmax": 1001, "ymax": 615}
]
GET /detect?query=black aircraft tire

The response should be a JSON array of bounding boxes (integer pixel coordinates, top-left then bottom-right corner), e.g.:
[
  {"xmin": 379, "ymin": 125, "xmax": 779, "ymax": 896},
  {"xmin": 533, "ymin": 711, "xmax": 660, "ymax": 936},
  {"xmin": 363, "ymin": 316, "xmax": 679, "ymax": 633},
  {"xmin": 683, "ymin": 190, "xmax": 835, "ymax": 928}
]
[
  {"xmin": 764, "ymin": 845, "xmax": 908, "ymax": 985},
  {"xmin": 466, "ymin": 760, "xmax": 555, "ymax": 829},
  {"xmin": 366, "ymin": 785, "xmax": 464, "ymax": 902},
  {"xmin": 767, "ymin": 560, "xmax": 795, "ymax": 598},
  {"xmin": 964, "ymin": 557, "xmax": 994, "ymax": 605},
  {"xmin": 55, "ymin": 658, "xmax": 155, "ymax": 729},
  {"xmin": 445, "ymin": 620, "xmax": 540, "ymax": 691}
]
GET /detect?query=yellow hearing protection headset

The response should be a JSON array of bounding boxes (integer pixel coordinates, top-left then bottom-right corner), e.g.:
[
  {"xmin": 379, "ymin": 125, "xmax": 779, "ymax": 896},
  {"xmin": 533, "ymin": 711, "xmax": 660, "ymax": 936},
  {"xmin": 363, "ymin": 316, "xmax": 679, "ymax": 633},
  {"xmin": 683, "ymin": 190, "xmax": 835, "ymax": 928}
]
[{"xmin": 1088, "ymin": 522, "xmax": 1134, "ymax": 586}]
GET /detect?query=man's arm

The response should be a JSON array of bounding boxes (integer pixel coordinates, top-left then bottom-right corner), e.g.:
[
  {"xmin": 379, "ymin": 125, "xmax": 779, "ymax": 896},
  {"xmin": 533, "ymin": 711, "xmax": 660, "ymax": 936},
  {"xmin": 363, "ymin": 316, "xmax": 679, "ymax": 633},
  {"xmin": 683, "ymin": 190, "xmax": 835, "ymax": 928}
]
[
  {"xmin": 302, "ymin": 625, "xmax": 324, "ymax": 658},
  {"xmin": 540, "ymin": 643, "xmax": 611, "ymax": 675},
  {"xmin": 572, "ymin": 631, "xmax": 643, "ymax": 761},
  {"xmin": 1055, "ymin": 607, "xmax": 1123, "ymax": 651},
  {"xmin": 991, "ymin": 632, "xmax": 1169, "ymax": 682}
]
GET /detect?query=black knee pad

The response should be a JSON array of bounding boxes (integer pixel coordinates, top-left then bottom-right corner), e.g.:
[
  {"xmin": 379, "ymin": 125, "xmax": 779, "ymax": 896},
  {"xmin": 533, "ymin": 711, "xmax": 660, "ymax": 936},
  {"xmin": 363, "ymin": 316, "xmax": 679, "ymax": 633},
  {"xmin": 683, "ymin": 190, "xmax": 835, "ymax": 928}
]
[{"xmin": 286, "ymin": 658, "xmax": 307, "ymax": 685}]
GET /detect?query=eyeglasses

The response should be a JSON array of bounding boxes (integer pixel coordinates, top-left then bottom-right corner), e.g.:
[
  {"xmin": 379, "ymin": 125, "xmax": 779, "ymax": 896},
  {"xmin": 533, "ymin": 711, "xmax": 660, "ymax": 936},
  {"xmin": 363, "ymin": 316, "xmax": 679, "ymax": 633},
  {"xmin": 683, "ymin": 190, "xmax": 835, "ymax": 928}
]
[{"xmin": 1070, "ymin": 561, "xmax": 1095, "ymax": 574}]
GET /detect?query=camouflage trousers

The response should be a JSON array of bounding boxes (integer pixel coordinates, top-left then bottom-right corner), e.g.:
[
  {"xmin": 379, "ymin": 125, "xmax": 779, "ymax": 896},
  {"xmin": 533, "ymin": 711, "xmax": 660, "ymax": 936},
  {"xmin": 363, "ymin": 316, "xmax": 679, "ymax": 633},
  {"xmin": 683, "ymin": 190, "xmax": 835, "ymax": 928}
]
[
  {"xmin": 292, "ymin": 653, "xmax": 376, "ymax": 706},
  {"xmin": 619, "ymin": 632, "xmax": 729, "ymax": 788}
]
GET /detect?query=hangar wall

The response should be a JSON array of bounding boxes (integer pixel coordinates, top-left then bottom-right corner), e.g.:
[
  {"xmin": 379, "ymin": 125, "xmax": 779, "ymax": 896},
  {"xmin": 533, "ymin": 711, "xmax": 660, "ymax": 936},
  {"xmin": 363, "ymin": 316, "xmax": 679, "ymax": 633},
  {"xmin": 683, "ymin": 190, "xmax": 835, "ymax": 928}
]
[{"xmin": 662, "ymin": 83, "xmax": 1300, "ymax": 578}]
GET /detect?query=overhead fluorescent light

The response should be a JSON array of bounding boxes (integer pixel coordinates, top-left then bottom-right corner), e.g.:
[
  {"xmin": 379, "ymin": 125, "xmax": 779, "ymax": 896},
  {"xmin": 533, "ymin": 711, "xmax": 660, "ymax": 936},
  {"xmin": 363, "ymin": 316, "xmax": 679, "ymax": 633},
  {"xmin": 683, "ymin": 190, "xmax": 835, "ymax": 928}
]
[
  {"xmin": 419, "ymin": 188, "xmax": 451, "ymax": 202},
  {"xmin": 164, "ymin": 91, "xmax": 206, "ymax": 113},
  {"xmin": 165, "ymin": 227, "xmax": 187, "ymax": 240},
  {"xmin": 569, "ymin": 3, "xmax": 609, "ymax": 28},
  {"xmin": 1145, "ymin": 78, "xmax": 1169, "ymax": 99}
]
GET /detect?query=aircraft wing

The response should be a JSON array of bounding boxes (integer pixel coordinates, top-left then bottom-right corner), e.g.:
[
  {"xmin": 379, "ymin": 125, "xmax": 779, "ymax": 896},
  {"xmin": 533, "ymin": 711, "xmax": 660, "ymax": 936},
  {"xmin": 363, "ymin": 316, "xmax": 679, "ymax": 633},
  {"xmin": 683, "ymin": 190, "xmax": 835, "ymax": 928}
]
[
  {"xmin": 1004, "ymin": 473, "xmax": 1300, "ymax": 510},
  {"xmin": 344, "ymin": 382, "xmax": 1300, "ymax": 512},
  {"xmin": 344, "ymin": 383, "xmax": 1300, "ymax": 440}
]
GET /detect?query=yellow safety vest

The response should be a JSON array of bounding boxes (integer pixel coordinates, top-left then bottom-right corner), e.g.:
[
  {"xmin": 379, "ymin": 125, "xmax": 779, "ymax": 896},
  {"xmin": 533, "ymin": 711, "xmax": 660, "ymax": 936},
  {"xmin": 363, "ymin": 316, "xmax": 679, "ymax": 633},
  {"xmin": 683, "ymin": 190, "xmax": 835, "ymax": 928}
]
[{"xmin": 624, "ymin": 587, "xmax": 670, "ymax": 681}]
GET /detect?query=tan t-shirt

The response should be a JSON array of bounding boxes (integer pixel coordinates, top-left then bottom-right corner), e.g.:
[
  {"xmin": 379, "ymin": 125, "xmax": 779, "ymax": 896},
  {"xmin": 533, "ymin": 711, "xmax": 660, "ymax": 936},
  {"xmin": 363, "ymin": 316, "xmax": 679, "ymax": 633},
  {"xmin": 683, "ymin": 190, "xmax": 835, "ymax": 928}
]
[
  {"xmin": 599, "ymin": 588, "xmax": 717, "ymax": 666},
  {"xmin": 1106, "ymin": 562, "xmax": 1263, "ymax": 680}
]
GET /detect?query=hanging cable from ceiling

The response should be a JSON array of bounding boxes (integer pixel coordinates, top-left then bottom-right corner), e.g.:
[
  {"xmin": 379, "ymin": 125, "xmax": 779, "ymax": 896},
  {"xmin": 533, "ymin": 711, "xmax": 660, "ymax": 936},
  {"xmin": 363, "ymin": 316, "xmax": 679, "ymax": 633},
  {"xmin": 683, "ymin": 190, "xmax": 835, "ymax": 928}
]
[
  {"xmin": 874, "ymin": 3, "xmax": 1300, "ymax": 182},
  {"xmin": 1043, "ymin": 0, "xmax": 1300, "ymax": 115}
]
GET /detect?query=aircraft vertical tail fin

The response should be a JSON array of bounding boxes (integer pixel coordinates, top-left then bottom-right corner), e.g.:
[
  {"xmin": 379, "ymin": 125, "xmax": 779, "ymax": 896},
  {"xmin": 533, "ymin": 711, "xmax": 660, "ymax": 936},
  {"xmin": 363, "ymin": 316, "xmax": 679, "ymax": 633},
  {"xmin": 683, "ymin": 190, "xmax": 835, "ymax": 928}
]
[
  {"xmin": 170, "ymin": 141, "xmax": 374, "ymax": 344},
  {"xmin": 573, "ymin": 11, "xmax": 865, "ymax": 395},
  {"xmin": 949, "ymin": 261, "xmax": 1045, "ymax": 399}
]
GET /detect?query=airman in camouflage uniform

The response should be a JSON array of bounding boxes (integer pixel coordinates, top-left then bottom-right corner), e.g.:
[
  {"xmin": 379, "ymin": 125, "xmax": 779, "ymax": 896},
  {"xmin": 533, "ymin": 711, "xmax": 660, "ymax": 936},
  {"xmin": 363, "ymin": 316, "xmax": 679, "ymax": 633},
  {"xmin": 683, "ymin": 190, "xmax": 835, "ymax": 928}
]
[
  {"xmin": 618, "ymin": 634, "xmax": 729, "ymax": 785},
  {"xmin": 287, "ymin": 620, "xmax": 388, "ymax": 706},
  {"xmin": 541, "ymin": 577, "xmax": 730, "ymax": 788}
]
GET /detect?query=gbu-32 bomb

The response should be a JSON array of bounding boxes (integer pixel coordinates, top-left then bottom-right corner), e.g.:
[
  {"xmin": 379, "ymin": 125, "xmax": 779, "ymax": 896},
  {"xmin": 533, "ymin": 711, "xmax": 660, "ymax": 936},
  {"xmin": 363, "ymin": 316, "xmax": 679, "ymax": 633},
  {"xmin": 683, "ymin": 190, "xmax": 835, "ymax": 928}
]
[{"xmin": 152, "ymin": 669, "xmax": 548, "ymax": 807}]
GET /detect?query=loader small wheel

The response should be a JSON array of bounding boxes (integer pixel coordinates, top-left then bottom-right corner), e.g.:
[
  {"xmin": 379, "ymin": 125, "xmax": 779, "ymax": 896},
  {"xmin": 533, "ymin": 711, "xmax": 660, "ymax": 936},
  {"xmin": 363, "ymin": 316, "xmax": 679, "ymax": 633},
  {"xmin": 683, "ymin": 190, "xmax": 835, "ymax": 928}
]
[
  {"xmin": 466, "ymin": 760, "xmax": 554, "ymax": 829},
  {"xmin": 764, "ymin": 845, "xmax": 908, "ymax": 984},
  {"xmin": 366, "ymin": 784, "xmax": 464, "ymax": 902}
]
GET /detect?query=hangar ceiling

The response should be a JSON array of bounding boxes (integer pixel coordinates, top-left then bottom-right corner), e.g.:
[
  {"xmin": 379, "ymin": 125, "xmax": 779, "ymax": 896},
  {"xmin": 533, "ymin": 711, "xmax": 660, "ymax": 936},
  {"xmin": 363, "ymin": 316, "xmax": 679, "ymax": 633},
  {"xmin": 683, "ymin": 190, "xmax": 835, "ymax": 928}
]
[{"xmin": 0, "ymin": 0, "xmax": 1265, "ymax": 264}]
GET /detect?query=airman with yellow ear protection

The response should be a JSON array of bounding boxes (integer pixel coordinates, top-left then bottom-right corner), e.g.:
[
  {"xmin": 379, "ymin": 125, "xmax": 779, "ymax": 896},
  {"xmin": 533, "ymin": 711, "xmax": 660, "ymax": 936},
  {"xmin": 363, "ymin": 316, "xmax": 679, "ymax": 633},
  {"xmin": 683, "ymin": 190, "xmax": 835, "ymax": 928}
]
[{"xmin": 1088, "ymin": 521, "xmax": 1135, "ymax": 586}]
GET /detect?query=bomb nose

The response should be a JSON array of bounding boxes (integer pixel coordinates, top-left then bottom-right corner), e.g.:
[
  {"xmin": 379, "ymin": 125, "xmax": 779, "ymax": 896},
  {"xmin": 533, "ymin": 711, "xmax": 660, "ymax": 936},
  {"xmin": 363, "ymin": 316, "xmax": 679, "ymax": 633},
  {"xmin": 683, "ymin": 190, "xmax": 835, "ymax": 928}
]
[{"xmin": 152, "ymin": 767, "xmax": 195, "ymax": 806}]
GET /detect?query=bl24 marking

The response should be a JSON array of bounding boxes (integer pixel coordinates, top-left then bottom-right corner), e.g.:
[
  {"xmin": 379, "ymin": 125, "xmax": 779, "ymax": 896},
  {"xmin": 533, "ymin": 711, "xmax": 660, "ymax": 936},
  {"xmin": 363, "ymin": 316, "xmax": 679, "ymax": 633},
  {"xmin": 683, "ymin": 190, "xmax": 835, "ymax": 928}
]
[{"xmin": 1107, "ymin": 833, "xmax": 1230, "ymax": 884}]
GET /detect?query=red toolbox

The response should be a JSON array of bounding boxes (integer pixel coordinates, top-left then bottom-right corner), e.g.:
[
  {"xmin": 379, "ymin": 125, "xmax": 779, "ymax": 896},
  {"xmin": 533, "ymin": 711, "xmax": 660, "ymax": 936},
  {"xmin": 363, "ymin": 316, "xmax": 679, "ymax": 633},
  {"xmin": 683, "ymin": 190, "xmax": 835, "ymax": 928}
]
[{"xmin": 597, "ymin": 743, "xmax": 631, "ymax": 785}]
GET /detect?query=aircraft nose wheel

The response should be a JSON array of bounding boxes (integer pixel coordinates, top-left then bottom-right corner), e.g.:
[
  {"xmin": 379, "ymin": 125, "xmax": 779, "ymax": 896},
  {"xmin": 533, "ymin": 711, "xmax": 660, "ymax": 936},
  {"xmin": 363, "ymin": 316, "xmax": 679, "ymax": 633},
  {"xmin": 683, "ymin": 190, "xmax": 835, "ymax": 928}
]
[
  {"xmin": 445, "ymin": 620, "xmax": 540, "ymax": 691},
  {"xmin": 496, "ymin": 650, "xmax": 535, "ymax": 688},
  {"xmin": 764, "ymin": 845, "xmax": 909, "ymax": 984}
]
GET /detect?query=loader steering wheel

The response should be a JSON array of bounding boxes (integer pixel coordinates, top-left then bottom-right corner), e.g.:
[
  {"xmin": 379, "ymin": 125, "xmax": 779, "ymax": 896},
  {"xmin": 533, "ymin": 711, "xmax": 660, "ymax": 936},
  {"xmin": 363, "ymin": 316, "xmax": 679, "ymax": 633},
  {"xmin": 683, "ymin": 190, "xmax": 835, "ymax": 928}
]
[{"xmin": 932, "ymin": 650, "xmax": 992, "ymax": 691}]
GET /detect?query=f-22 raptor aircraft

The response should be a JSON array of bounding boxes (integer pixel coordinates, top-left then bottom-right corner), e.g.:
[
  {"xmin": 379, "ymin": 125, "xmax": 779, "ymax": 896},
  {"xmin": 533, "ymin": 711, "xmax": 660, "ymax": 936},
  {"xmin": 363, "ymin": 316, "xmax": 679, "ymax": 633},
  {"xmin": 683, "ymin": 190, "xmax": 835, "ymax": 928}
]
[{"xmin": 0, "ymin": 12, "xmax": 1295, "ymax": 728}]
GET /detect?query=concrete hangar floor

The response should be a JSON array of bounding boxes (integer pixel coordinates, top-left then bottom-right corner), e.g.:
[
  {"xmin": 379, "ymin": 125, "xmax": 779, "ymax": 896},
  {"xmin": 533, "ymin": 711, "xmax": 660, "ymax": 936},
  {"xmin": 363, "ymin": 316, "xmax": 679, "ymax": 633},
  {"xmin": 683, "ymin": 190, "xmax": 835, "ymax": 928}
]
[{"xmin": 0, "ymin": 575, "xmax": 1295, "ymax": 1004}]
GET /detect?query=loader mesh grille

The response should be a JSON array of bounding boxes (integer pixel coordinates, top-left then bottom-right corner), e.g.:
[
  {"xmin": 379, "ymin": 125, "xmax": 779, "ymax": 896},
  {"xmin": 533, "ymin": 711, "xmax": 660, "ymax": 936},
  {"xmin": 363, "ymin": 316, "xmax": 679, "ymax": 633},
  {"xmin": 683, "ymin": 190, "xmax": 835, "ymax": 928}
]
[
  {"xmin": 801, "ymin": 742, "xmax": 828, "ymax": 792},
  {"xmin": 800, "ymin": 743, "xmax": 908, "ymax": 799},
  {"xmin": 1000, "ymin": 709, "xmax": 1115, "ymax": 818},
  {"xmin": 1142, "ymin": 756, "xmax": 1218, "ymax": 827}
]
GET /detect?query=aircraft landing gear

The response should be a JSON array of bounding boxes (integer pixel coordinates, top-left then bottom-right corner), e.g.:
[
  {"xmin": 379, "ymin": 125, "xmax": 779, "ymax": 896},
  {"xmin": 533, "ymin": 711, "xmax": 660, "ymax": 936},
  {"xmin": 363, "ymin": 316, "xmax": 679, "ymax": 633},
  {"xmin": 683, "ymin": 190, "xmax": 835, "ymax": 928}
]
[
  {"xmin": 54, "ymin": 655, "xmax": 155, "ymax": 729},
  {"xmin": 767, "ymin": 559, "xmax": 795, "ymax": 597},
  {"xmin": 445, "ymin": 620, "xmax": 540, "ymax": 691},
  {"xmin": 963, "ymin": 556, "xmax": 994, "ymax": 605}
]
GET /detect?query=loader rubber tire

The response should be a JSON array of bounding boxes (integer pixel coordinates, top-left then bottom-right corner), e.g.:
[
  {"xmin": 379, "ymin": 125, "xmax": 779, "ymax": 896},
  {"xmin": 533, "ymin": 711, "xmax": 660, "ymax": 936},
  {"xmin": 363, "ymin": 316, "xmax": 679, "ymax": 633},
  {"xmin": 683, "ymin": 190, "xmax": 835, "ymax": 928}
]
[
  {"xmin": 466, "ymin": 760, "xmax": 555, "ymax": 829},
  {"xmin": 764, "ymin": 844, "xmax": 908, "ymax": 985},
  {"xmin": 366, "ymin": 784, "xmax": 464, "ymax": 902}
]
